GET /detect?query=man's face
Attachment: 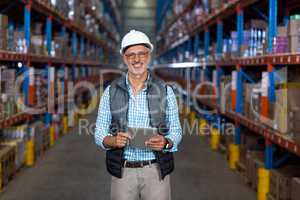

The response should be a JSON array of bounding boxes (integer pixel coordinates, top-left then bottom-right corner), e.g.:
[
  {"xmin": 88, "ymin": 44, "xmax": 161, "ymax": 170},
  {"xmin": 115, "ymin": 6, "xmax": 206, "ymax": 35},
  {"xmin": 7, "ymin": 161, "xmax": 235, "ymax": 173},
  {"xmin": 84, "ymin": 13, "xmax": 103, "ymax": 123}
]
[{"xmin": 123, "ymin": 45, "xmax": 151, "ymax": 76}]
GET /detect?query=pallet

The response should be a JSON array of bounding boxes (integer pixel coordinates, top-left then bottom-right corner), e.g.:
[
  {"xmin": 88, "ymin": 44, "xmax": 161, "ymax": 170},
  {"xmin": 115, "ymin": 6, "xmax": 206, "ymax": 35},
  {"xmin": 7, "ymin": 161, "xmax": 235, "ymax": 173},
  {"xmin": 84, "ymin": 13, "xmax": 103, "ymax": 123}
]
[
  {"xmin": 236, "ymin": 161, "xmax": 251, "ymax": 186},
  {"xmin": 267, "ymin": 194, "xmax": 276, "ymax": 200},
  {"xmin": 0, "ymin": 145, "xmax": 16, "ymax": 191},
  {"xmin": 1, "ymin": 139, "xmax": 25, "ymax": 172}
]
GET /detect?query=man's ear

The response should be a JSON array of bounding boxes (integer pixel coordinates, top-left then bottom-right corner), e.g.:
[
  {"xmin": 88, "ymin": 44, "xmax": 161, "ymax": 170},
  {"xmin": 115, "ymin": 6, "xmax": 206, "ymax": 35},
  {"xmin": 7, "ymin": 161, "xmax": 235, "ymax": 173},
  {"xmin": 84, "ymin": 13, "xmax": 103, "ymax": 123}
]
[{"xmin": 122, "ymin": 54, "xmax": 128, "ymax": 65}]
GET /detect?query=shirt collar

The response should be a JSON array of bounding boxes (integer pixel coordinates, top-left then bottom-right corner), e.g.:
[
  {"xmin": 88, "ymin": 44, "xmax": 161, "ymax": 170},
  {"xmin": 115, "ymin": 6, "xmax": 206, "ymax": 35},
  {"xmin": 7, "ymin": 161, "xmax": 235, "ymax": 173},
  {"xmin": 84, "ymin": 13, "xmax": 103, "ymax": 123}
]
[{"xmin": 126, "ymin": 72, "xmax": 150, "ymax": 92}]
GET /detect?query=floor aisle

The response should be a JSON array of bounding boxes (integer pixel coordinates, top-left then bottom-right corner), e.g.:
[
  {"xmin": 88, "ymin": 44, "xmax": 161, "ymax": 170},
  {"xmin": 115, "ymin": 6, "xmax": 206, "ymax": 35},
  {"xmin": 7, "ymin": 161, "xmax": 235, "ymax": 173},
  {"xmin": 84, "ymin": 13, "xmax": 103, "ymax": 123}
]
[{"xmin": 0, "ymin": 113, "xmax": 256, "ymax": 200}]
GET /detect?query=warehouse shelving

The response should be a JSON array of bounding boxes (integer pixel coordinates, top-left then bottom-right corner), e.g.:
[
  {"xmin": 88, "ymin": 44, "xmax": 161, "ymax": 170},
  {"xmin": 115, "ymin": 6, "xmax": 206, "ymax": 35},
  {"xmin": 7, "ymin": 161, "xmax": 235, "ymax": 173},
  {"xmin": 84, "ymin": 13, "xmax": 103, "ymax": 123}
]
[
  {"xmin": 0, "ymin": 50, "xmax": 119, "ymax": 66},
  {"xmin": 105, "ymin": 0, "xmax": 121, "ymax": 30},
  {"xmin": 157, "ymin": 0, "xmax": 197, "ymax": 39},
  {"xmin": 85, "ymin": 6, "xmax": 118, "ymax": 43},
  {"xmin": 155, "ymin": 0, "xmax": 300, "ymax": 199},
  {"xmin": 159, "ymin": 53, "xmax": 300, "ymax": 66},
  {"xmin": 22, "ymin": 0, "xmax": 117, "ymax": 51},
  {"xmin": 157, "ymin": 0, "xmax": 261, "ymax": 57},
  {"xmin": 0, "ymin": 0, "xmax": 121, "ymax": 191},
  {"xmin": 0, "ymin": 113, "xmax": 32, "ymax": 129}
]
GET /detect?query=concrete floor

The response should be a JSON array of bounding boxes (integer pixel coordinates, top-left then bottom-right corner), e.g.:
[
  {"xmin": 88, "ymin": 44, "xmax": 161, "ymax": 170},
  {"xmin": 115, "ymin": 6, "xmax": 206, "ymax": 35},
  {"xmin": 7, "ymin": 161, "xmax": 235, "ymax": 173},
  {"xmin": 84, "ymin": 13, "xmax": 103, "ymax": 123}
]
[{"xmin": 0, "ymin": 113, "xmax": 256, "ymax": 200}]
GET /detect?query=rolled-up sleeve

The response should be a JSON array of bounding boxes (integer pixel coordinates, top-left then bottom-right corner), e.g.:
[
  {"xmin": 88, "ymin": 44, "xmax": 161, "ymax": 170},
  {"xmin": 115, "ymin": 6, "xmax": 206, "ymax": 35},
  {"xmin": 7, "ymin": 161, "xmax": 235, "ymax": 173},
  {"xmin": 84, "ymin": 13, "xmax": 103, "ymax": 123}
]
[
  {"xmin": 164, "ymin": 86, "xmax": 182, "ymax": 152},
  {"xmin": 94, "ymin": 86, "xmax": 112, "ymax": 150}
]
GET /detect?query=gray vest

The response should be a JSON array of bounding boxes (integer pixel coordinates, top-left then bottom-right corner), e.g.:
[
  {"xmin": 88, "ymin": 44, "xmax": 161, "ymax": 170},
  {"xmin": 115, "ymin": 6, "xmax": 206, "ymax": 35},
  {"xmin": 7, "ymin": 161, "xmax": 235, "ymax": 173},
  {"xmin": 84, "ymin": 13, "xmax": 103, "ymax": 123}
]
[{"xmin": 106, "ymin": 71, "xmax": 174, "ymax": 179}]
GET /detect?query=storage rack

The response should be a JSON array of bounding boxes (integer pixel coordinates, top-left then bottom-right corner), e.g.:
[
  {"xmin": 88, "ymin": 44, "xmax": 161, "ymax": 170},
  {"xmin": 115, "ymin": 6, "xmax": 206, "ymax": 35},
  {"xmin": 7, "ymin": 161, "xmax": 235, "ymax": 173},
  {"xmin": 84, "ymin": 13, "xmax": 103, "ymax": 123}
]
[
  {"xmin": 0, "ymin": 0, "xmax": 121, "ymax": 121},
  {"xmin": 0, "ymin": 0, "xmax": 120, "ymax": 190},
  {"xmin": 155, "ymin": 0, "xmax": 300, "ymax": 199}
]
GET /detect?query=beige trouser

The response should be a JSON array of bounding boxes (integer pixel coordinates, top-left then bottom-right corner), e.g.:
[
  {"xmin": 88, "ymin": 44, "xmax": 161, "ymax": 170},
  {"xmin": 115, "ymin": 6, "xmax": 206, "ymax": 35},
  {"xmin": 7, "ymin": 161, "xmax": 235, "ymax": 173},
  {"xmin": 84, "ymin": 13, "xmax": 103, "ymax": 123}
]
[{"xmin": 110, "ymin": 163, "xmax": 171, "ymax": 200}]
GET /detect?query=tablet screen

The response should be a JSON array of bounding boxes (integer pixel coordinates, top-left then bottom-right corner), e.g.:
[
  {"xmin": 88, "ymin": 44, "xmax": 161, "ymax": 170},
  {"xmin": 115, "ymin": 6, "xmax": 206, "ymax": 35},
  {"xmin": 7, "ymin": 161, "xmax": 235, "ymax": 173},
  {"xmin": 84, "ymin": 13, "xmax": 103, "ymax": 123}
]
[{"xmin": 127, "ymin": 127, "xmax": 158, "ymax": 149}]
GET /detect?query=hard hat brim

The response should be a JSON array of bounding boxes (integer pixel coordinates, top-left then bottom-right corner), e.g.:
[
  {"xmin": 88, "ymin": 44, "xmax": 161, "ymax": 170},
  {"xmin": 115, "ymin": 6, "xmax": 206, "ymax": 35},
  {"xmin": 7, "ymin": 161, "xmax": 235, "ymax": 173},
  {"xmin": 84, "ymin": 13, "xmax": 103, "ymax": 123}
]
[{"xmin": 120, "ymin": 43, "xmax": 153, "ymax": 55}]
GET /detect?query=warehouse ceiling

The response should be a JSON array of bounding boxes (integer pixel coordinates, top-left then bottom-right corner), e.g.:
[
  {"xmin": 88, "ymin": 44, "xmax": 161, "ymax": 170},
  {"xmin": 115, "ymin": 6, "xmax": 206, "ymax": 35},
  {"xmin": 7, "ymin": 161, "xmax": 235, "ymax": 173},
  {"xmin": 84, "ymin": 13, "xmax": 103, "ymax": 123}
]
[{"xmin": 121, "ymin": 0, "xmax": 156, "ymax": 47}]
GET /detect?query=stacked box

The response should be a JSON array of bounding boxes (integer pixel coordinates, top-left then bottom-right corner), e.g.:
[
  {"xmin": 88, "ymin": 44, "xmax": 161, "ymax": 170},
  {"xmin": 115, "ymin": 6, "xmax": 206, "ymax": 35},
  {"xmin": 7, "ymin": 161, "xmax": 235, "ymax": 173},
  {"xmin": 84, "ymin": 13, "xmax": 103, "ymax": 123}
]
[
  {"xmin": 31, "ymin": 35, "xmax": 44, "ymax": 55},
  {"xmin": 0, "ymin": 145, "xmax": 15, "ymax": 189},
  {"xmin": 291, "ymin": 177, "xmax": 300, "ymax": 200},
  {"xmin": 0, "ymin": 14, "xmax": 8, "ymax": 50},
  {"xmin": 31, "ymin": 23, "xmax": 44, "ymax": 55},
  {"xmin": 1, "ymin": 139, "xmax": 25, "ymax": 171},
  {"xmin": 53, "ymin": 36, "xmax": 67, "ymax": 57},
  {"xmin": 240, "ymin": 130, "xmax": 262, "ymax": 166},
  {"xmin": 1, "ymin": 125, "xmax": 28, "ymax": 140},
  {"xmin": 56, "ymin": 1, "xmax": 69, "ymax": 19},
  {"xmin": 288, "ymin": 19, "xmax": 300, "ymax": 53},
  {"xmin": 1, "ymin": 69, "xmax": 15, "ymax": 96},
  {"xmin": 0, "ymin": 95, "xmax": 18, "ymax": 119},
  {"xmin": 220, "ymin": 76, "xmax": 231, "ymax": 113},
  {"xmin": 274, "ymin": 83, "xmax": 300, "ymax": 139},
  {"xmin": 245, "ymin": 150, "xmax": 264, "ymax": 190},
  {"xmin": 30, "ymin": 122, "xmax": 49, "ymax": 157},
  {"xmin": 173, "ymin": 0, "xmax": 192, "ymax": 14},
  {"xmin": 14, "ymin": 31, "xmax": 27, "ymax": 53},
  {"xmin": 35, "ymin": 69, "xmax": 48, "ymax": 107},
  {"xmin": 0, "ymin": 68, "xmax": 18, "ymax": 120},
  {"xmin": 244, "ymin": 83, "xmax": 261, "ymax": 122},
  {"xmin": 277, "ymin": 26, "xmax": 288, "ymax": 37},
  {"xmin": 270, "ymin": 166, "xmax": 300, "ymax": 200},
  {"xmin": 210, "ymin": 0, "xmax": 221, "ymax": 12},
  {"xmin": 273, "ymin": 37, "xmax": 289, "ymax": 54}
]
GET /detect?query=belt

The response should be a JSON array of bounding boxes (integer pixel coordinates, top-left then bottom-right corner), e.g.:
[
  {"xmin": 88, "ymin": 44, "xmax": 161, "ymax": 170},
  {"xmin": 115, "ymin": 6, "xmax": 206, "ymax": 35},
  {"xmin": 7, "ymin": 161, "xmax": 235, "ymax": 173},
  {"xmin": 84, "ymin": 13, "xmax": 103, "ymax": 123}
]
[{"xmin": 123, "ymin": 160, "xmax": 157, "ymax": 168}]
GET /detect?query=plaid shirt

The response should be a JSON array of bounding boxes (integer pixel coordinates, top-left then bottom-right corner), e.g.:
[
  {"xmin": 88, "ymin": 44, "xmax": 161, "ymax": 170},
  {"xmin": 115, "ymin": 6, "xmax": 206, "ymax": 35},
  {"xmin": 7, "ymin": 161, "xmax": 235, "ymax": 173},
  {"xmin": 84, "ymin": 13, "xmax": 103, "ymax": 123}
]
[{"xmin": 94, "ymin": 74, "xmax": 182, "ymax": 161}]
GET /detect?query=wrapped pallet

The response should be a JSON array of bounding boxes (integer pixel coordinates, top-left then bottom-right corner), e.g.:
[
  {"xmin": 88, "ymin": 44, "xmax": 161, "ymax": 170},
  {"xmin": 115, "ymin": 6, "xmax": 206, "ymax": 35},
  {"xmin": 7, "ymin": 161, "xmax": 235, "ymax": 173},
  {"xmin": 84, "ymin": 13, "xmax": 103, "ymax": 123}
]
[
  {"xmin": 291, "ymin": 177, "xmax": 300, "ymax": 200},
  {"xmin": 274, "ymin": 83, "xmax": 300, "ymax": 140},
  {"xmin": 245, "ymin": 150, "xmax": 264, "ymax": 190},
  {"xmin": 1, "ymin": 139, "xmax": 26, "ymax": 171},
  {"xmin": 269, "ymin": 166, "xmax": 300, "ymax": 200}
]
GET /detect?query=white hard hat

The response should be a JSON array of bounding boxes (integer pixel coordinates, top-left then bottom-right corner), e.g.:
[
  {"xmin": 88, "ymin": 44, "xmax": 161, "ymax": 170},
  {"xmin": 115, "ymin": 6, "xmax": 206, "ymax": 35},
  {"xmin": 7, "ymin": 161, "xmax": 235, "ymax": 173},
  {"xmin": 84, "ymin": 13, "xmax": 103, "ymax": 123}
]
[{"xmin": 120, "ymin": 30, "xmax": 153, "ymax": 55}]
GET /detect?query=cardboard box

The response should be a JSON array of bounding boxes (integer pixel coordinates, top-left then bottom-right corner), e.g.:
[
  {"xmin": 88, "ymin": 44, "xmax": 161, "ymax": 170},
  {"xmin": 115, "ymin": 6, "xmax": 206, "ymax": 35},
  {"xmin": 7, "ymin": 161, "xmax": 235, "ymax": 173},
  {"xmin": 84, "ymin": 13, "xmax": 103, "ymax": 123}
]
[
  {"xmin": 0, "ymin": 14, "xmax": 8, "ymax": 28},
  {"xmin": 240, "ymin": 131, "xmax": 261, "ymax": 166},
  {"xmin": 0, "ymin": 14, "xmax": 8, "ymax": 50},
  {"xmin": 31, "ymin": 35, "xmax": 44, "ymax": 55},
  {"xmin": 288, "ymin": 19, "xmax": 300, "ymax": 36},
  {"xmin": 291, "ymin": 177, "xmax": 300, "ymax": 200},
  {"xmin": 220, "ymin": 76, "xmax": 232, "ymax": 113},
  {"xmin": 270, "ymin": 166, "xmax": 300, "ymax": 200},
  {"xmin": 277, "ymin": 67, "xmax": 300, "ymax": 83},
  {"xmin": 289, "ymin": 35, "xmax": 300, "ymax": 53},
  {"xmin": 252, "ymin": 88, "xmax": 261, "ymax": 122},
  {"xmin": 274, "ymin": 84, "xmax": 300, "ymax": 137},
  {"xmin": 1, "ymin": 69, "xmax": 16, "ymax": 96},
  {"xmin": 244, "ymin": 83, "xmax": 261, "ymax": 121},
  {"xmin": 277, "ymin": 26, "xmax": 288, "ymax": 37},
  {"xmin": 1, "ymin": 139, "xmax": 26, "ymax": 170},
  {"xmin": 0, "ymin": 28, "xmax": 7, "ymax": 50},
  {"xmin": 245, "ymin": 151, "xmax": 264, "ymax": 190},
  {"xmin": 267, "ymin": 194, "xmax": 276, "ymax": 200}
]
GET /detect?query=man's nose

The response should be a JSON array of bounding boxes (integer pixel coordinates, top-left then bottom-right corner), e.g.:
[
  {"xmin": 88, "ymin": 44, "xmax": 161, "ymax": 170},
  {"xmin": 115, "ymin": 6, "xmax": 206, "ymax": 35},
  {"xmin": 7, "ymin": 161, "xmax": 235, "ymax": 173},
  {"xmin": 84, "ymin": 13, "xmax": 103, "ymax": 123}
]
[{"xmin": 134, "ymin": 55, "xmax": 141, "ymax": 62}]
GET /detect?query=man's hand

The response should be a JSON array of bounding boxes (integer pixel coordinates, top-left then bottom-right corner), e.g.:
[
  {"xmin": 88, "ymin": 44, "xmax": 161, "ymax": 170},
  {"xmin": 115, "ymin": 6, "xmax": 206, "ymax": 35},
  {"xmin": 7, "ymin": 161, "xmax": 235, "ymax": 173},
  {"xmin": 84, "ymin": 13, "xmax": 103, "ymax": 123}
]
[
  {"xmin": 145, "ymin": 134, "xmax": 171, "ymax": 151},
  {"xmin": 114, "ymin": 132, "xmax": 131, "ymax": 148}
]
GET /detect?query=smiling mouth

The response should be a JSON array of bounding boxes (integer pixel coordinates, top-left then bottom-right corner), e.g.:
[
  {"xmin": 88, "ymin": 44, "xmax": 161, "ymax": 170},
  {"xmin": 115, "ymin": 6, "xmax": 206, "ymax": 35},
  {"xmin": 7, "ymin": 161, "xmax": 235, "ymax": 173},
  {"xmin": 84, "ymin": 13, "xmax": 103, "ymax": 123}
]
[{"xmin": 133, "ymin": 63, "xmax": 143, "ymax": 67}]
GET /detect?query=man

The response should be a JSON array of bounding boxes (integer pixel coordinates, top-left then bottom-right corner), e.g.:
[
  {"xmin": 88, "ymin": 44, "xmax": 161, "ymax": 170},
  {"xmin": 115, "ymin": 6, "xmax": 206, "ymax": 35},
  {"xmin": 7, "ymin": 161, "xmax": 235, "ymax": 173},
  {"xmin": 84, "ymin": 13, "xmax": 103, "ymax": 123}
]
[{"xmin": 94, "ymin": 30, "xmax": 182, "ymax": 200}]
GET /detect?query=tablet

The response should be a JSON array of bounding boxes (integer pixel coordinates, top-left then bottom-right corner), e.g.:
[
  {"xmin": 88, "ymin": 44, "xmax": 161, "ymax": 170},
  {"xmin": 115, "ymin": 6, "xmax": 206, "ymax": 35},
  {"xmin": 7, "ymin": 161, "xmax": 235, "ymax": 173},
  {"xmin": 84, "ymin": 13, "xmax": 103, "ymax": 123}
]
[{"xmin": 127, "ymin": 127, "xmax": 158, "ymax": 149}]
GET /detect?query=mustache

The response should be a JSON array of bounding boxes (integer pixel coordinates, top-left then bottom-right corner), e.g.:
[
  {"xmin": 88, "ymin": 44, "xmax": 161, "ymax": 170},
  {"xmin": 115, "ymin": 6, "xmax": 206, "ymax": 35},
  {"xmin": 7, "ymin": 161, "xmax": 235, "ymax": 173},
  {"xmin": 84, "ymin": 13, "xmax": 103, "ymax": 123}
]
[{"xmin": 132, "ymin": 62, "xmax": 143, "ymax": 65}]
